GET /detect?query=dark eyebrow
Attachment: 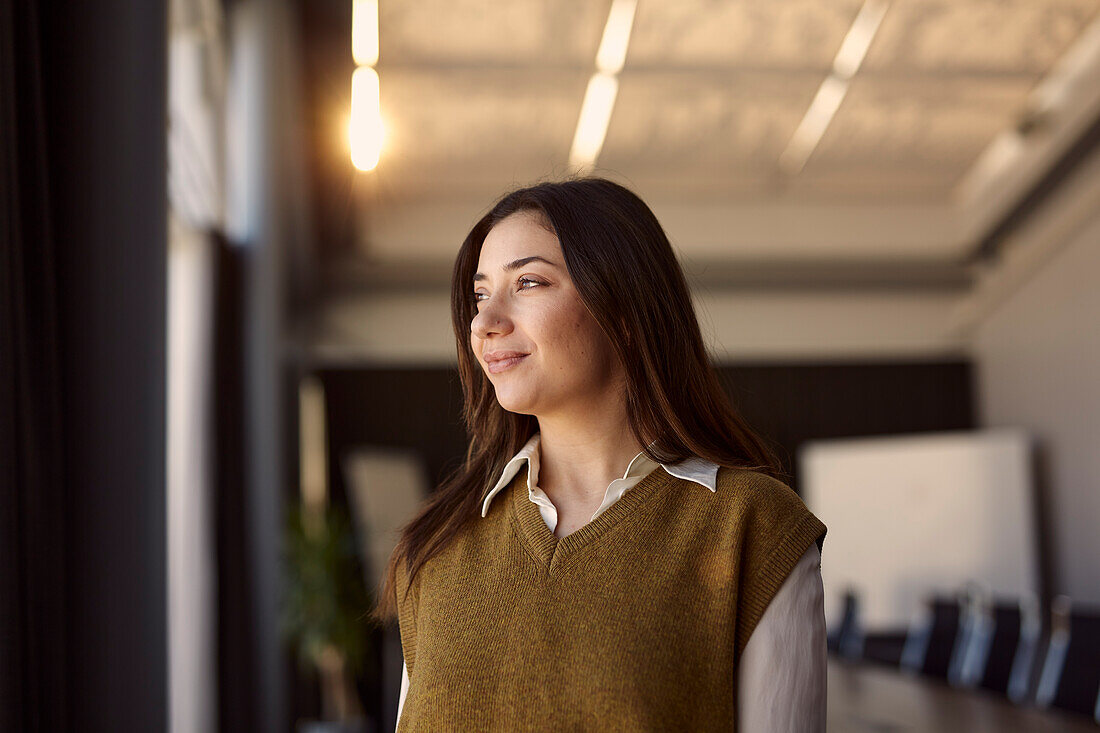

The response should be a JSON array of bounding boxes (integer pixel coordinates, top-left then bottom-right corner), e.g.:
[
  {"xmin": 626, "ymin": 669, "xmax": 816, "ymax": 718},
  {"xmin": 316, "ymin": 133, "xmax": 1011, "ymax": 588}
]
[{"xmin": 472, "ymin": 256, "xmax": 560, "ymax": 283}]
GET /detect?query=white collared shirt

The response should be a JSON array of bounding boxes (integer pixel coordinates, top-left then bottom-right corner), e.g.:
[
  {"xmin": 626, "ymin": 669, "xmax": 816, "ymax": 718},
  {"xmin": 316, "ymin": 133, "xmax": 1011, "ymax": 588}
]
[
  {"xmin": 397, "ymin": 433, "xmax": 826, "ymax": 731},
  {"xmin": 478, "ymin": 432, "xmax": 721, "ymax": 533}
]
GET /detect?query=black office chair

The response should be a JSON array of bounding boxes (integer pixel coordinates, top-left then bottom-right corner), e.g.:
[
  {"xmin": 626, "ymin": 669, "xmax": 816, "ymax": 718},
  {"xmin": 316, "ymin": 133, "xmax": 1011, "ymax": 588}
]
[
  {"xmin": 828, "ymin": 589, "xmax": 862, "ymax": 658},
  {"xmin": 947, "ymin": 587, "xmax": 985, "ymax": 687},
  {"xmin": 900, "ymin": 594, "xmax": 964, "ymax": 680},
  {"xmin": 993, "ymin": 596, "xmax": 1042, "ymax": 702},
  {"xmin": 949, "ymin": 592, "xmax": 1041, "ymax": 701},
  {"xmin": 1035, "ymin": 595, "xmax": 1100, "ymax": 718},
  {"xmin": 826, "ymin": 589, "xmax": 909, "ymax": 667},
  {"xmin": 860, "ymin": 630, "xmax": 909, "ymax": 668}
]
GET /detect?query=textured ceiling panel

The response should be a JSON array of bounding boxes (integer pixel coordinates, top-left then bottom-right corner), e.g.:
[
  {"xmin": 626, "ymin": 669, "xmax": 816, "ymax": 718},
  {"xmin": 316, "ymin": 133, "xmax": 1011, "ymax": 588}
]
[
  {"xmin": 597, "ymin": 71, "xmax": 818, "ymax": 195},
  {"xmin": 603, "ymin": 175, "xmax": 778, "ymax": 202},
  {"xmin": 331, "ymin": 0, "xmax": 1100, "ymax": 259},
  {"xmin": 786, "ymin": 166, "xmax": 963, "ymax": 202},
  {"xmin": 607, "ymin": 162, "xmax": 959, "ymax": 203},
  {"xmin": 628, "ymin": 0, "xmax": 863, "ymax": 68},
  {"xmin": 864, "ymin": 0, "xmax": 1100, "ymax": 74},
  {"xmin": 810, "ymin": 76, "xmax": 1034, "ymax": 169},
  {"xmin": 375, "ymin": 69, "xmax": 587, "ymax": 199},
  {"xmin": 379, "ymin": 0, "xmax": 607, "ymax": 66}
]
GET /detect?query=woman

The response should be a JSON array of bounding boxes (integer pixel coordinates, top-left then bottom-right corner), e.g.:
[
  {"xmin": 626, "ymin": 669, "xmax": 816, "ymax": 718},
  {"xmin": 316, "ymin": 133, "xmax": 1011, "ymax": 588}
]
[{"xmin": 376, "ymin": 178, "xmax": 828, "ymax": 731}]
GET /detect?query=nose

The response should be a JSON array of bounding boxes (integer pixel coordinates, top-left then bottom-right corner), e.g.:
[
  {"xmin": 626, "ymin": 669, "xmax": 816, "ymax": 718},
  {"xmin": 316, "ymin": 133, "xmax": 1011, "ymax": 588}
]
[{"xmin": 470, "ymin": 297, "xmax": 513, "ymax": 340}]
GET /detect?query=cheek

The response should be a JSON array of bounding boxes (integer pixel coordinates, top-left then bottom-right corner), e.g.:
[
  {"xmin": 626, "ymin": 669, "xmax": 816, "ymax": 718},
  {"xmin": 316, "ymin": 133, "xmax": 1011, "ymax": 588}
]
[{"xmin": 539, "ymin": 306, "xmax": 613, "ymax": 366}]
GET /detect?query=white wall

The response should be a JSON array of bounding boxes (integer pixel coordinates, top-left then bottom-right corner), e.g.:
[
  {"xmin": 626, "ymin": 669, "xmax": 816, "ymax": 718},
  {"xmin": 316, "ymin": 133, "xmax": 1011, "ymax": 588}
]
[{"xmin": 970, "ymin": 208, "xmax": 1100, "ymax": 603}]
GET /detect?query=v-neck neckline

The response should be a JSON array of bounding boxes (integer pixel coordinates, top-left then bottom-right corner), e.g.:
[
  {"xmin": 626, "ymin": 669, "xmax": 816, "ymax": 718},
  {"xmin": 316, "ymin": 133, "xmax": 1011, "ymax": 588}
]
[{"xmin": 508, "ymin": 462, "xmax": 679, "ymax": 574}]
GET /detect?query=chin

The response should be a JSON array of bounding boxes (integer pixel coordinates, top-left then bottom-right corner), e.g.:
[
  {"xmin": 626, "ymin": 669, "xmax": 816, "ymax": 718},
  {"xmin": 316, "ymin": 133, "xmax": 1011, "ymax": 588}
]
[
  {"xmin": 495, "ymin": 396, "xmax": 537, "ymax": 416},
  {"xmin": 492, "ymin": 385, "xmax": 539, "ymax": 415}
]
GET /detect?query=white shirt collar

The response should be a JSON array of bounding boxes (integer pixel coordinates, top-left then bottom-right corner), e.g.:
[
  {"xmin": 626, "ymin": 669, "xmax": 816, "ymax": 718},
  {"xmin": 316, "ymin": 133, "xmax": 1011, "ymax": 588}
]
[{"xmin": 480, "ymin": 432, "xmax": 719, "ymax": 518}]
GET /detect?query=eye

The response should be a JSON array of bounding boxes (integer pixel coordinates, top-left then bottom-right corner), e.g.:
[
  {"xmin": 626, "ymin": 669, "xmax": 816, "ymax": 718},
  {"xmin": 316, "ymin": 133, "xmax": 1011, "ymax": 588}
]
[
  {"xmin": 472, "ymin": 276, "xmax": 545, "ymax": 304},
  {"xmin": 517, "ymin": 276, "xmax": 545, "ymax": 290}
]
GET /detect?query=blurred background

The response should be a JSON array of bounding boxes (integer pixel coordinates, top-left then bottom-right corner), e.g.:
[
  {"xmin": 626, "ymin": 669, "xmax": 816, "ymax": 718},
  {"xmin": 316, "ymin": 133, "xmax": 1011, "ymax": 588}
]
[{"xmin": 4, "ymin": 0, "xmax": 1100, "ymax": 731}]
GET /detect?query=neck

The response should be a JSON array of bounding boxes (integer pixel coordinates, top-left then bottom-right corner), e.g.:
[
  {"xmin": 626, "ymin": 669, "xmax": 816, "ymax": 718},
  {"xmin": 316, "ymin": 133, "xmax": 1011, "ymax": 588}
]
[{"xmin": 535, "ymin": 397, "xmax": 645, "ymax": 505}]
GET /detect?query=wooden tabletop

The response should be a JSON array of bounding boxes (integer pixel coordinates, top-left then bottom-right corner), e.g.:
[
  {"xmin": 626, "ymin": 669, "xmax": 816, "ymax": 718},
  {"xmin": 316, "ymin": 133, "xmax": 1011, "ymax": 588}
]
[{"xmin": 828, "ymin": 659, "xmax": 1098, "ymax": 732}]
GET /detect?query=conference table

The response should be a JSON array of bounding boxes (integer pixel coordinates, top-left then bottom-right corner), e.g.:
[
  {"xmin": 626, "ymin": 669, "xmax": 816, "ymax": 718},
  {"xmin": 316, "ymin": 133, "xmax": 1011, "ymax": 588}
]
[{"xmin": 828, "ymin": 659, "xmax": 1097, "ymax": 732}]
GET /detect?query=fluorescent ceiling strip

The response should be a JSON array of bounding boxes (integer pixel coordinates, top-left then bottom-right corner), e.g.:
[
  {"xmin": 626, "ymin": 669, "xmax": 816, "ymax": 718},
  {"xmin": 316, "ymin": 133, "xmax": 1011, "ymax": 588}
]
[
  {"xmin": 352, "ymin": 0, "xmax": 379, "ymax": 67},
  {"xmin": 779, "ymin": 0, "xmax": 889, "ymax": 175},
  {"xmin": 569, "ymin": 0, "xmax": 637, "ymax": 171},
  {"xmin": 569, "ymin": 73, "xmax": 619, "ymax": 171},
  {"xmin": 596, "ymin": 0, "xmax": 639, "ymax": 74},
  {"xmin": 833, "ymin": 0, "xmax": 889, "ymax": 80},
  {"xmin": 779, "ymin": 76, "xmax": 848, "ymax": 174},
  {"xmin": 956, "ymin": 14, "xmax": 1100, "ymax": 204}
]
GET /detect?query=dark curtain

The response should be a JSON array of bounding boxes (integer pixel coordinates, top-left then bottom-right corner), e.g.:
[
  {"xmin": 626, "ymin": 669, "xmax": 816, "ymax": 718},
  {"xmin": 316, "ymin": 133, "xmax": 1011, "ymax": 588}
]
[
  {"xmin": 4, "ymin": 1, "xmax": 169, "ymax": 730},
  {"xmin": 0, "ymin": 1, "xmax": 69, "ymax": 730}
]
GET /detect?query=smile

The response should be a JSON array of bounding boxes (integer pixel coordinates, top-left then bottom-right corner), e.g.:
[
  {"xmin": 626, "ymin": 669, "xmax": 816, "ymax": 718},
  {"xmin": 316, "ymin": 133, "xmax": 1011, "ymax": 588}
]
[{"xmin": 487, "ymin": 354, "xmax": 528, "ymax": 374}]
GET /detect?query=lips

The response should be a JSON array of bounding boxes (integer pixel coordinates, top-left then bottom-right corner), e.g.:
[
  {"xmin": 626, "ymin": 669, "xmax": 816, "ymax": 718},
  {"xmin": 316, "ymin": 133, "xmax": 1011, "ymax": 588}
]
[{"xmin": 484, "ymin": 351, "xmax": 529, "ymax": 375}]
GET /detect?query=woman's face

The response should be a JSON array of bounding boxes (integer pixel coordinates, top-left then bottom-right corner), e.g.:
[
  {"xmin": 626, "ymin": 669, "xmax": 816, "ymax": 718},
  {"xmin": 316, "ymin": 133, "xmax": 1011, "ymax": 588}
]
[{"xmin": 470, "ymin": 211, "xmax": 624, "ymax": 417}]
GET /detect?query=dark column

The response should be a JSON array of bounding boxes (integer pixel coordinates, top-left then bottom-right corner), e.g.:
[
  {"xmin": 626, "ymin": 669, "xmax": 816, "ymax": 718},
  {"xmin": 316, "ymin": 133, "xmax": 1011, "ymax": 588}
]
[{"xmin": 42, "ymin": 1, "xmax": 168, "ymax": 730}]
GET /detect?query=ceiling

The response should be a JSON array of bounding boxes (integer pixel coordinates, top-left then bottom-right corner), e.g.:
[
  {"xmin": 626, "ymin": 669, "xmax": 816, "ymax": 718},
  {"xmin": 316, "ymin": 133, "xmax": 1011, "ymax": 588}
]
[{"xmin": 303, "ymin": 0, "xmax": 1100, "ymax": 287}]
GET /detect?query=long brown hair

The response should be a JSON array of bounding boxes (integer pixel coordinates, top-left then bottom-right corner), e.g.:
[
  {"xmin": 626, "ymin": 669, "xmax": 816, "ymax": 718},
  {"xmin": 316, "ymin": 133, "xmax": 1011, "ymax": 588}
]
[{"xmin": 373, "ymin": 177, "xmax": 780, "ymax": 622}]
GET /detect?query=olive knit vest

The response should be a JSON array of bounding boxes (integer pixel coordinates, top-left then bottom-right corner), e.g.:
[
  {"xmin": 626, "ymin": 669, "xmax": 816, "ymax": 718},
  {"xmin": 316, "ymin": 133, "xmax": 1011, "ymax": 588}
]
[{"xmin": 395, "ymin": 464, "xmax": 827, "ymax": 732}]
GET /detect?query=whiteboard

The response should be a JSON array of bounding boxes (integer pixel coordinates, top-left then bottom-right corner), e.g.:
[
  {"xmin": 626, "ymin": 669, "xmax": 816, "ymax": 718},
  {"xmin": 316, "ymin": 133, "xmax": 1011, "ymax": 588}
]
[{"xmin": 800, "ymin": 429, "xmax": 1039, "ymax": 630}]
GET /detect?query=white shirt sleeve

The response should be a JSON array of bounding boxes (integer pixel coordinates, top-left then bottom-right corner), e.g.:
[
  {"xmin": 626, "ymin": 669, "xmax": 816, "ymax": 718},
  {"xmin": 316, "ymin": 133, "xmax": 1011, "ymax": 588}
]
[
  {"xmin": 395, "ymin": 660, "xmax": 409, "ymax": 732},
  {"xmin": 737, "ymin": 543, "xmax": 826, "ymax": 732}
]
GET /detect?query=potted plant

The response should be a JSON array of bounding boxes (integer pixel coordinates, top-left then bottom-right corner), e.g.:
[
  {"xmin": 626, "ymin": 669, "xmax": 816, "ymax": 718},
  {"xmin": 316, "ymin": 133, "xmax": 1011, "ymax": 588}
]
[{"xmin": 281, "ymin": 503, "xmax": 374, "ymax": 733}]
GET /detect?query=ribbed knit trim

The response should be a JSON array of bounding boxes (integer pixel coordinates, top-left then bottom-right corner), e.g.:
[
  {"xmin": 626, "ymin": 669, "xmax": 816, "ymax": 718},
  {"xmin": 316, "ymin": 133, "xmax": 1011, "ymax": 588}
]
[
  {"xmin": 734, "ymin": 509, "xmax": 827, "ymax": 659},
  {"xmin": 395, "ymin": 559, "xmax": 419, "ymax": 674},
  {"xmin": 509, "ymin": 462, "xmax": 679, "ymax": 571}
]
